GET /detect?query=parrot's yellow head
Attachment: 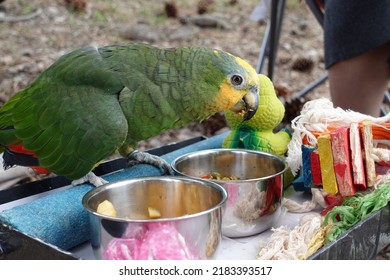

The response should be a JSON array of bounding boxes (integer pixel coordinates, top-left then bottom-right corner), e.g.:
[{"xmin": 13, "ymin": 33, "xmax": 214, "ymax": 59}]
[
  {"xmin": 207, "ymin": 50, "xmax": 259, "ymax": 122},
  {"xmin": 224, "ymin": 74, "xmax": 286, "ymax": 131}
]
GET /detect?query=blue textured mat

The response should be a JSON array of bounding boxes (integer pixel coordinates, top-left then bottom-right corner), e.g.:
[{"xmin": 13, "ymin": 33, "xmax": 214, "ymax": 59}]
[{"xmin": 0, "ymin": 133, "xmax": 226, "ymax": 250}]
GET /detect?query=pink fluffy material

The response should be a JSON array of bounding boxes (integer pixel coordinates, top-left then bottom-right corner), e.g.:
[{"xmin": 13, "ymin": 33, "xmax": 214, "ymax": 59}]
[{"xmin": 103, "ymin": 223, "xmax": 199, "ymax": 260}]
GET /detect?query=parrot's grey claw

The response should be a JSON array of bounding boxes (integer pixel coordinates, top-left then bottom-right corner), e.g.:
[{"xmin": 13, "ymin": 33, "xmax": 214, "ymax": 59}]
[
  {"xmin": 72, "ymin": 172, "xmax": 109, "ymax": 187},
  {"xmin": 126, "ymin": 150, "xmax": 174, "ymax": 175}
]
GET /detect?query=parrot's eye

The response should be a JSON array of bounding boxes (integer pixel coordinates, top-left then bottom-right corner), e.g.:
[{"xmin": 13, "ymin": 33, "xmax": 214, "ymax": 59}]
[{"xmin": 230, "ymin": 75, "xmax": 244, "ymax": 86}]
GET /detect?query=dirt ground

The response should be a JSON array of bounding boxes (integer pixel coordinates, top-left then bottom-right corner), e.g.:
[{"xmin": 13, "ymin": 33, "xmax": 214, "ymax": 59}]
[{"xmin": 1, "ymin": 0, "xmax": 388, "ymax": 259}]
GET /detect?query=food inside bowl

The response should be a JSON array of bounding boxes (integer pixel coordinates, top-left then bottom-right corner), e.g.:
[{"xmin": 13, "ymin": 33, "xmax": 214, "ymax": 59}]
[
  {"xmin": 147, "ymin": 207, "xmax": 162, "ymax": 218},
  {"xmin": 201, "ymin": 171, "xmax": 240, "ymax": 180},
  {"xmin": 96, "ymin": 200, "xmax": 117, "ymax": 217},
  {"xmin": 96, "ymin": 200, "xmax": 161, "ymax": 219}
]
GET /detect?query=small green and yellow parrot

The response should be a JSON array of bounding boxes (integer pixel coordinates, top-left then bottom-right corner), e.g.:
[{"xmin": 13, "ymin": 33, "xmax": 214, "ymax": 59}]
[
  {"xmin": 0, "ymin": 43, "xmax": 260, "ymax": 186},
  {"xmin": 223, "ymin": 74, "xmax": 291, "ymax": 156}
]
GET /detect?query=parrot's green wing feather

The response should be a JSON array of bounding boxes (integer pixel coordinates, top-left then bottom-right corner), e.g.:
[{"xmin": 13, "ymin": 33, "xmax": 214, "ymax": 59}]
[
  {"xmin": 108, "ymin": 44, "xmax": 221, "ymax": 145},
  {"xmin": 0, "ymin": 46, "xmax": 128, "ymax": 179}
]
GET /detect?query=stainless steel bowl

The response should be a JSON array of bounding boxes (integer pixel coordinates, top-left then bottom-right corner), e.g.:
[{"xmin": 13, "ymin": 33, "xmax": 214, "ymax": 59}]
[
  {"xmin": 82, "ymin": 176, "xmax": 226, "ymax": 260},
  {"xmin": 171, "ymin": 148, "xmax": 288, "ymax": 238}
]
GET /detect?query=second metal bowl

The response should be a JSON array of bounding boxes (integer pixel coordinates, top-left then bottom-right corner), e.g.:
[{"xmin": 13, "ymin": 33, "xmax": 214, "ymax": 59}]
[{"xmin": 171, "ymin": 148, "xmax": 288, "ymax": 238}]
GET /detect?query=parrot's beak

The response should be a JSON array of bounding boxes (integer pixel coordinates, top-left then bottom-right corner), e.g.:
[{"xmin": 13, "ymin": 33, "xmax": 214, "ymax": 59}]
[{"xmin": 230, "ymin": 85, "xmax": 259, "ymax": 121}]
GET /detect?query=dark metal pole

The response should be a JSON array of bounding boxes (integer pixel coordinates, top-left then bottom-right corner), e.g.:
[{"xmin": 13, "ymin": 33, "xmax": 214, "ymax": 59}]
[{"xmin": 267, "ymin": 0, "xmax": 279, "ymax": 80}]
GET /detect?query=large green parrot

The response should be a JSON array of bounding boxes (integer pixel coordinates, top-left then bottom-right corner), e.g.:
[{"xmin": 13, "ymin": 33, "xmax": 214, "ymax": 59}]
[{"xmin": 0, "ymin": 43, "xmax": 259, "ymax": 186}]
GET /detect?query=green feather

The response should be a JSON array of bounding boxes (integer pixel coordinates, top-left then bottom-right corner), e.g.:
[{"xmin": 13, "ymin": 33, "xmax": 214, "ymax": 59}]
[
  {"xmin": 14, "ymin": 123, "xmax": 42, "ymax": 140},
  {"xmin": 24, "ymin": 128, "xmax": 55, "ymax": 151},
  {"xmin": 0, "ymin": 129, "xmax": 17, "ymax": 146}
]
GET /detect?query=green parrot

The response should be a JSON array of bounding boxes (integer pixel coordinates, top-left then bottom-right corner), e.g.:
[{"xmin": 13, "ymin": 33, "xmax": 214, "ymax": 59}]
[
  {"xmin": 223, "ymin": 74, "xmax": 291, "ymax": 156},
  {"xmin": 0, "ymin": 43, "xmax": 260, "ymax": 186}
]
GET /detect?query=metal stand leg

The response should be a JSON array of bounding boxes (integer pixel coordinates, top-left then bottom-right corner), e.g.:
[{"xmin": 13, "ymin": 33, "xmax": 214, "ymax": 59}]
[
  {"xmin": 256, "ymin": 0, "xmax": 286, "ymax": 80},
  {"xmin": 292, "ymin": 73, "xmax": 328, "ymax": 100},
  {"xmin": 304, "ymin": 0, "xmax": 324, "ymax": 27},
  {"xmin": 256, "ymin": 21, "xmax": 271, "ymax": 74}
]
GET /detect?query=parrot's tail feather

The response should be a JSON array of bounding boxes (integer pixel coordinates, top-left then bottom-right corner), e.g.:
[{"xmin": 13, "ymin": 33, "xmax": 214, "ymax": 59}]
[
  {"xmin": 2, "ymin": 145, "xmax": 50, "ymax": 175},
  {"xmin": 3, "ymin": 147, "xmax": 39, "ymax": 167},
  {"xmin": 3, "ymin": 159, "xmax": 13, "ymax": 171}
]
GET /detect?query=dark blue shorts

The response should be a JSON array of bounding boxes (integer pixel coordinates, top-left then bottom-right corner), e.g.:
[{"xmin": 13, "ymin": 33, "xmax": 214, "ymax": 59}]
[{"xmin": 324, "ymin": 0, "xmax": 390, "ymax": 68}]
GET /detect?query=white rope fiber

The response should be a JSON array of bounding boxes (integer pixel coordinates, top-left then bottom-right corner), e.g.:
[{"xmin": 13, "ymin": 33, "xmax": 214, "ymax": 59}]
[
  {"xmin": 256, "ymin": 213, "xmax": 323, "ymax": 260},
  {"xmin": 282, "ymin": 188, "xmax": 328, "ymax": 213}
]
